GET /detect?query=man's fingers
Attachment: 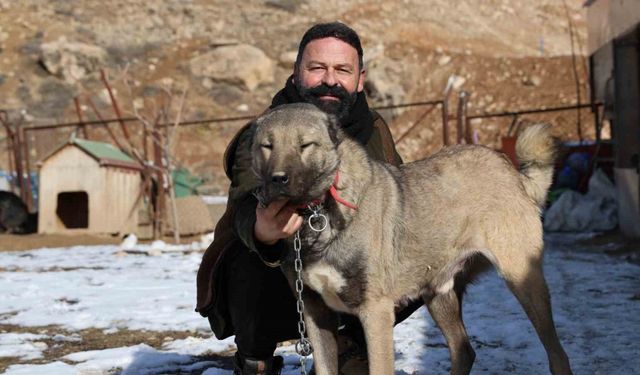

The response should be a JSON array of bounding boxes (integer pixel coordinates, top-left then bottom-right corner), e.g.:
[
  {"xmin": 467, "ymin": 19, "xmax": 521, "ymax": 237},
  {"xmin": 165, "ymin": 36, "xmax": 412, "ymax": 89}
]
[{"xmin": 282, "ymin": 212, "xmax": 302, "ymax": 235}]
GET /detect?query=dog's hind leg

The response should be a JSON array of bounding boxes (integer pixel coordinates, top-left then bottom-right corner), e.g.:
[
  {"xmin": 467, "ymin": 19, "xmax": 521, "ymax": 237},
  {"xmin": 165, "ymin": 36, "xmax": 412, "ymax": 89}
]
[
  {"xmin": 425, "ymin": 286, "xmax": 475, "ymax": 375},
  {"xmin": 358, "ymin": 298, "xmax": 395, "ymax": 375},
  {"xmin": 496, "ymin": 253, "xmax": 573, "ymax": 375}
]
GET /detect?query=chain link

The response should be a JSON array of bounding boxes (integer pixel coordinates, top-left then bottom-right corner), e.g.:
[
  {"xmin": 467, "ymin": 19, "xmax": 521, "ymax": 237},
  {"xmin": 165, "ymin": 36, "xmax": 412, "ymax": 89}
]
[{"xmin": 294, "ymin": 230, "xmax": 313, "ymax": 374}]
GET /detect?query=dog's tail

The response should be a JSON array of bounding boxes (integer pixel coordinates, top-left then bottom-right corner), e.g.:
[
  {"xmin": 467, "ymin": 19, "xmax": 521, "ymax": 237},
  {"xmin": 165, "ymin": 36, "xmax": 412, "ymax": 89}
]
[{"xmin": 515, "ymin": 123, "xmax": 556, "ymax": 208}]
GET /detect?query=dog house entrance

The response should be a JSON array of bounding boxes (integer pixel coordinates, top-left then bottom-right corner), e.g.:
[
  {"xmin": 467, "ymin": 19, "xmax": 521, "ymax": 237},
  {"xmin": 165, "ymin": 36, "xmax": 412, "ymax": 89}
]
[{"xmin": 56, "ymin": 191, "xmax": 89, "ymax": 229}]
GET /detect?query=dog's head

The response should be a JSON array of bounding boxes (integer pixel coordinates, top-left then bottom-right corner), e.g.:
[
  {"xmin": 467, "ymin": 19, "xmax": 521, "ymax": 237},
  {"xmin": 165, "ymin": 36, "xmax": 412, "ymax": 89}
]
[{"xmin": 251, "ymin": 103, "xmax": 343, "ymax": 206}]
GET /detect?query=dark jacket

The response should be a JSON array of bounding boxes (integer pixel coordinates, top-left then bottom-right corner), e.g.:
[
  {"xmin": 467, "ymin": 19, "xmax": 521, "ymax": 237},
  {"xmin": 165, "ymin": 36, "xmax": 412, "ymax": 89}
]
[{"xmin": 196, "ymin": 91, "xmax": 401, "ymax": 339}]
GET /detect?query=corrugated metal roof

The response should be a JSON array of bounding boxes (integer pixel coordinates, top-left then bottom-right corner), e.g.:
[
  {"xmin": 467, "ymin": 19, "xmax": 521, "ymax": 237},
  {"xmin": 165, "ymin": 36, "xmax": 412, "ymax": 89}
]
[
  {"xmin": 37, "ymin": 137, "xmax": 142, "ymax": 171},
  {"xmin": 72, "ymin": 138, "xmax": 135, "ymax": 163}
]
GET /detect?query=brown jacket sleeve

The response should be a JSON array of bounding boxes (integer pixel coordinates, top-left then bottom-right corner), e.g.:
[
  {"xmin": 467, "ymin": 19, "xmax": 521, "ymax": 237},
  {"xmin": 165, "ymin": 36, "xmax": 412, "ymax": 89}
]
[{"xmin": 369, "ymin": 110, "xmax": 403, "ymax": 166}]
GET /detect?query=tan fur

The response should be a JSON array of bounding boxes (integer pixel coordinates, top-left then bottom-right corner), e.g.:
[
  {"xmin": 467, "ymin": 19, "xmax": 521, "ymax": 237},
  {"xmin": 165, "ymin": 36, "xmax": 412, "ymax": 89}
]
[{"xmin": 251, "ymin": 104, "xmax": 573, "ymax": 375}]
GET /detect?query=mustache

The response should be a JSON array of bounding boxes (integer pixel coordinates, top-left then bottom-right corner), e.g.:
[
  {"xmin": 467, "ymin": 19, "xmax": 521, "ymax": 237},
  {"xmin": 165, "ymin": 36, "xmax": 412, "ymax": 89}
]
[{"xmin": 304, "ymin": 83, "xmax": 352, "ymax": 100}]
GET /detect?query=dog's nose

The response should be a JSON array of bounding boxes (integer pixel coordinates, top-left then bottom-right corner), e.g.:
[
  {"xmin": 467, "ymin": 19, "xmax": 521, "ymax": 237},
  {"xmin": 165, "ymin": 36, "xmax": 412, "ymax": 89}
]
[{"xmin": 271, "ymin": 172, "xmax": 289, "ymax": 185}]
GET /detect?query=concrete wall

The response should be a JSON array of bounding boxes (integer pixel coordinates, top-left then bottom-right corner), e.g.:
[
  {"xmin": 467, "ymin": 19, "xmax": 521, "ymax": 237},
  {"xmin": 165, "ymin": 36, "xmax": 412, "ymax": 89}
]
[
  {"xmin": 587, "ymin": 0, "xmax": 640, "ymax": 54},
  {"xmin": 590, "ymin": 20, "xmax": 640, "ymax": 238}
]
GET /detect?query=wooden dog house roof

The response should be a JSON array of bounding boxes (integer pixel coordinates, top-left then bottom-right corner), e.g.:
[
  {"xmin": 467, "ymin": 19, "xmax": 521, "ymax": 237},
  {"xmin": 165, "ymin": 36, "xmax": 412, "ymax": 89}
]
[{"xmin": 38, "ymin": 138, "xmax": 142, "ymax": 171}]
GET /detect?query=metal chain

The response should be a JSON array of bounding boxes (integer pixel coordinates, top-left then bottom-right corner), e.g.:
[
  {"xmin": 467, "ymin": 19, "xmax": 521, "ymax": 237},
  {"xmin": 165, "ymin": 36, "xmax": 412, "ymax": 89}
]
[{"xmin": 294, "ymin": 230, "xmax": 313, "ymax": 375}]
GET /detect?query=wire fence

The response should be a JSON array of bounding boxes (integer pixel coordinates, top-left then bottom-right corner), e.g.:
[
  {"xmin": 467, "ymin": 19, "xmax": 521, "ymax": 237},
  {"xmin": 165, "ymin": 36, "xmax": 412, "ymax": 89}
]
[{"xmin": 1, "ymin": 97, "xmax": 604, "ymax": 212}]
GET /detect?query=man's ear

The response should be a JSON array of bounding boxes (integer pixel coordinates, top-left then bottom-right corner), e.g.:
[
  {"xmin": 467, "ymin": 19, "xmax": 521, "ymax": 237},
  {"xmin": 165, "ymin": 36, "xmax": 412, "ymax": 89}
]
[
  {"xmin": 326, "ymin": 113, "xmax": 343, "ymax": 146},
  {"xmin": 357, "ymin": 69, "xmax": 366, "ymax": 92}
]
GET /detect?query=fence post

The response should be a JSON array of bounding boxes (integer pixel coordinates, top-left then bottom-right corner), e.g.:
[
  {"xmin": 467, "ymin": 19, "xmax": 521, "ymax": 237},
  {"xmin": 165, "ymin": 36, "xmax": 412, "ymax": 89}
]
[
  {"xmin": 442, "ymin": 89, "xmax": 452, "ymax": 146},
  {"xmin": 21, "ymin": 128, "xmax": 34, "ymax": 212},
  {"xmin": 456, "ymin": 91, "xmax": 470, "ymax": 144}
]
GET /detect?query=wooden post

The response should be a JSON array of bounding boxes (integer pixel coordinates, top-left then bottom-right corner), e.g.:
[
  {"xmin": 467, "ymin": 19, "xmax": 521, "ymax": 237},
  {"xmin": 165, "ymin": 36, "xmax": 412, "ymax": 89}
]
[
  {"xmin": 455, "ymin": 91, "xmax": 467, "ymax": 144},
  {"xmin": 13, "ymin": 125, "xmax": 25, "ymax": 204},
  {"xmin": 442, "ymin": 80, "xmax": 453, "ymax": 146},
  {"xmin": 0, "ymin": 112, "xmax": 18, "ymax": 193},
  {"xmin": 441, "ymin": 99, "xmax": 450, "ymax": 146},
  {"xmin": 20, "ymin": 128, "xmax": 34, "ymax": 212},
  {"xmin": 152, "ymin": 121, "xmax": 165, "ymax": 240}
]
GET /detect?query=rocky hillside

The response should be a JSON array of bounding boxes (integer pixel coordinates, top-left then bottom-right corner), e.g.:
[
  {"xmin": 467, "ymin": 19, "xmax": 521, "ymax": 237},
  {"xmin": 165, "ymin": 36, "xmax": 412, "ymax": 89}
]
[{"xmin": 0, "ymin": 0, "xmax": 592, "ymax": 193}]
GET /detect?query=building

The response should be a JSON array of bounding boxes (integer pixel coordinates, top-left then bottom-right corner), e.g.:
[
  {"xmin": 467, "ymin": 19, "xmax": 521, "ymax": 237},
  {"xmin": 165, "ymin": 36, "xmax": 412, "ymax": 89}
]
[
  {"xmin": 586, "ymin": 0, "xmax": 640, "ymax": 237},
  {"xmin": 37, "ymin": 137, "xmax": 142, "ymax": 235}
]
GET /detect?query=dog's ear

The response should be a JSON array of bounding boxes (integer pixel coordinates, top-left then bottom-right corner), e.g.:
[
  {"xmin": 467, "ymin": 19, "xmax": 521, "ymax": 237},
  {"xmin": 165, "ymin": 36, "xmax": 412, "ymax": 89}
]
[
  {"xmin": 325, "ymin": 113, "xmax": 344, "ymax": 146},
  {"xmin": 223, "ymin": 118, "xmax": 262, "ymax": 180}
]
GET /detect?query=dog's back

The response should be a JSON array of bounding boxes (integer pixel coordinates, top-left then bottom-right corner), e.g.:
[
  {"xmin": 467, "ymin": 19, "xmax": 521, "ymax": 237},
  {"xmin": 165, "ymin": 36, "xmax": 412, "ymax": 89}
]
[{"xmin": 371, "ymin": 124, "xmax": 556, "ymax": 300}]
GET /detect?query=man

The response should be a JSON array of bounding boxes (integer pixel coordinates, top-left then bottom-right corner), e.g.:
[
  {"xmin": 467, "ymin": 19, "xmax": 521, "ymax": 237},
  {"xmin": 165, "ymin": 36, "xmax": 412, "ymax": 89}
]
[{"xmin": 196, "ymin": 22, "xmax": 418, "ymax": 374}]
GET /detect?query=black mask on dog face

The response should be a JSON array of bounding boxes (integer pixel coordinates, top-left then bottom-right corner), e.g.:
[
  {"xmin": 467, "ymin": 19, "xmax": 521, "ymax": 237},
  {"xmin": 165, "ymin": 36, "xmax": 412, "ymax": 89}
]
[{"xmin": 296, "ymin": 82, "xmax": 358, "ymax": 124}]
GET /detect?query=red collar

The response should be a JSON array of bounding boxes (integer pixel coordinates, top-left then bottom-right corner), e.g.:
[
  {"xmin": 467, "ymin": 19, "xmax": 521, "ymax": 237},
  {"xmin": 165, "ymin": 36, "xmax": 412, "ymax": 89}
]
[{"xmin": 296, "ymin": 171, "xmax": 358, "ymax": 211}]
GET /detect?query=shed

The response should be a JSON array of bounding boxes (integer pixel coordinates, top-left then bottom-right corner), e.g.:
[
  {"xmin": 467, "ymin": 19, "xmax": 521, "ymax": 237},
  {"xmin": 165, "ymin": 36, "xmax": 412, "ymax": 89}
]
[
  {"xmin": 37, "ymin": 138, "xmax": 142, "ymax": 235},
  {"xmin": 586, "ymin": 0, "xmax": 640, "ymax": 237}
]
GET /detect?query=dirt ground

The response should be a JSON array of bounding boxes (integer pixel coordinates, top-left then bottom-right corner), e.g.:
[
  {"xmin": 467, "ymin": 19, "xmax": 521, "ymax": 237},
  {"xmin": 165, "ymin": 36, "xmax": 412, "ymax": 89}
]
[{"xmin": 0, "ymin": 324, "xmax": 233, "ymax": 373}]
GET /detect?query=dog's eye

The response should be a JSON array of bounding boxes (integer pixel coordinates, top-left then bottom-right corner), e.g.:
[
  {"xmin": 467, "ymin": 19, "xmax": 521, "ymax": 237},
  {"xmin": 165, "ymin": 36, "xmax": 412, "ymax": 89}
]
[
  {"xmin": 301, "ymin": 142, "xmax": 315, "ymax": 150},
  {"xmin": 261, "ymin": 144, "xmax": 273, "ymax": 150}
]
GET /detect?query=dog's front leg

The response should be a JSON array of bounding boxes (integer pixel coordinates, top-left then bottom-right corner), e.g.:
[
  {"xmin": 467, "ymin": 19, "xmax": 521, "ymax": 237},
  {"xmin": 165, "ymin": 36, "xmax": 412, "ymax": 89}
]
[
  {"xmin": 301, "ymin": 289, "xmax": 339, "ymax": 375},
  {"xmin": 359, "ymin": 298, "xmax": 395, "ymax": 375}
]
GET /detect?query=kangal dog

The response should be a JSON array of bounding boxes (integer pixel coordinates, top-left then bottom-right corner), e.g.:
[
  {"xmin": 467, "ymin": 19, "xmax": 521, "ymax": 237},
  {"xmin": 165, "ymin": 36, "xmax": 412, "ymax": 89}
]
[{"xmin": 250, "ymin": 103, "xmax": 572, "ymax": 375}]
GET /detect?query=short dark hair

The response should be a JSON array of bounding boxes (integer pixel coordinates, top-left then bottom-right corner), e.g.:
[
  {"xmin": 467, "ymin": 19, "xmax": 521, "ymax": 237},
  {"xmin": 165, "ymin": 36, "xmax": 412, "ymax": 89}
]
[{"xmin": 296, "ymin": 22, "xmax": 364, "ymax": 69}]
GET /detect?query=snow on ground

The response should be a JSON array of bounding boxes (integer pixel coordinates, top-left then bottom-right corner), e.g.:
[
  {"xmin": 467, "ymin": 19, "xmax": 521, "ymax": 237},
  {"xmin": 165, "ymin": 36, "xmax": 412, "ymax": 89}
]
[{"xmin": 1, "ymin": 233, "xmax": 639, "ymax": 374}]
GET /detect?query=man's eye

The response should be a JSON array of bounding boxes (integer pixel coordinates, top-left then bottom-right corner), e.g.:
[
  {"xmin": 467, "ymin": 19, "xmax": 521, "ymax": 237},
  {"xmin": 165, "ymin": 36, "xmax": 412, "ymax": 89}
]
[
  {"xmin": 261, "ymin": 144, "xmax": 273, "ymax": 150},
  {"xmin": 301, "ymin": 142, "xmax": 315, "ymax": 150}
]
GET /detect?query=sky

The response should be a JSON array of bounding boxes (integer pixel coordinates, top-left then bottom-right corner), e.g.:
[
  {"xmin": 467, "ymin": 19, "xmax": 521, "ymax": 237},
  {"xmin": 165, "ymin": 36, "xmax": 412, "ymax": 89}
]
[{"xmin": 0, "ymin": 232, "xmax": 638, "ymax": 374}]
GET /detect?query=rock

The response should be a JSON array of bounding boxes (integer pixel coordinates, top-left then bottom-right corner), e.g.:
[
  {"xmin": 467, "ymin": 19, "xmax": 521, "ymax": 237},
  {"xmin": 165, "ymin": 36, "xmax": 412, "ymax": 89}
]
[
  {"xmin": 39, "ymin": 37, "xmax": 107, "ymax": 83},
  {"xmin": 451, "ymin": 75, "xmax": 466, "ymax": 90},
  {"xmin": 0, "ymin": 26, "xmax": 8, "ymax": 44},
  {"xmin": 201, "ymin": 77, "xmax": 214, "ymax": 89},
  {"xmin": 438, "ymin": 55, "xmax": 451, "ymax": 66},
  {"xmin": 133, "ymin": 98, "xmax": 144, "ymax": 109},
  {"xmin": 189, "ymin": 44, "xmax": 275, "ymax": 91},
  {"xmin": 265, "ymin": 0, "xmax": 302, "ymax": 12},
  {"xmin": 522, "ymin": 75, "xmax": 542, "ymax": 87},
  {"xmin": 364, "ymin": 43, "xmax": 385, "ymax": 64},
  {"xmin": 278, "ymin": 50, "xmax": 297, "ymax": 69},
  {"xmin": 364, "ymin": 57, "xmax": 406, "ymax": 119}
]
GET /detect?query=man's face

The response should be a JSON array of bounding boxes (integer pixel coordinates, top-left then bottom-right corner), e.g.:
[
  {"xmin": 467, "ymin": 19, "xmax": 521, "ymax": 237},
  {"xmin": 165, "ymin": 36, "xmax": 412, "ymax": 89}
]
[{"xmin": 294, "ymin": 37, "xmax": 366, "ymax": 122}]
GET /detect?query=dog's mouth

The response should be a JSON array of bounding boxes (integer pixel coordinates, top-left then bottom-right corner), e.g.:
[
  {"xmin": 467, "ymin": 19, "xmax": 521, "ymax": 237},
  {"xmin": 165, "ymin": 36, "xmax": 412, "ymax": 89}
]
[{"xmin": 256, "ymin": 169, "xmax": 336, "ymax": 207}]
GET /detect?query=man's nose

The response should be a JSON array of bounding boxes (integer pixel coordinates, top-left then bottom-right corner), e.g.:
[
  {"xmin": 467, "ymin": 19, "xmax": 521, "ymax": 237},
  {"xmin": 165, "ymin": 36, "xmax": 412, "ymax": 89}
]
[
  {"xmin": 271, "ymin": 172, "xmax": 289, "ymax": 185},
  {"xmin": 322, "ymin": 69, "xmax": 337, "ymax": 86}
]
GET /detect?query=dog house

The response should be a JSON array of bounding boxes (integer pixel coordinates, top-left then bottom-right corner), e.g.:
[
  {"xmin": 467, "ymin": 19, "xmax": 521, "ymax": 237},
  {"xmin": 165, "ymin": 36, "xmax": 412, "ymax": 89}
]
[{"xmin": 37, "ymin": 138, "xmax": 142, "ymax": 234}]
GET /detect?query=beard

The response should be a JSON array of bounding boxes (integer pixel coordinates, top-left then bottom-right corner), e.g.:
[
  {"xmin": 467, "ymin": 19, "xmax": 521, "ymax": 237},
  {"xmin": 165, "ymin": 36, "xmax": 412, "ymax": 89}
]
[{"xmin": 295, "ymin": 80, "xmax": 358, "ymax": 123}]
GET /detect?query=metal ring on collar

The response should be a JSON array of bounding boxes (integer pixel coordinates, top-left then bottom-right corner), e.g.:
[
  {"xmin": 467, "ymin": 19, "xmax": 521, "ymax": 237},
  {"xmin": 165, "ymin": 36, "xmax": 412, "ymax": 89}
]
[{"xmin": 308, "ymin": 212, "xmax": 328, "ymax": 232}]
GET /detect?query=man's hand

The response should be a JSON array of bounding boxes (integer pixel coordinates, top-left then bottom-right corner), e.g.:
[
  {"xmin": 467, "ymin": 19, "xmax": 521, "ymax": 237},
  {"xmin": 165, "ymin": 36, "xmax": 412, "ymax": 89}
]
[{"xmin": 254, "ymin": 200, "xmax": 304, "ymax": 245}]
